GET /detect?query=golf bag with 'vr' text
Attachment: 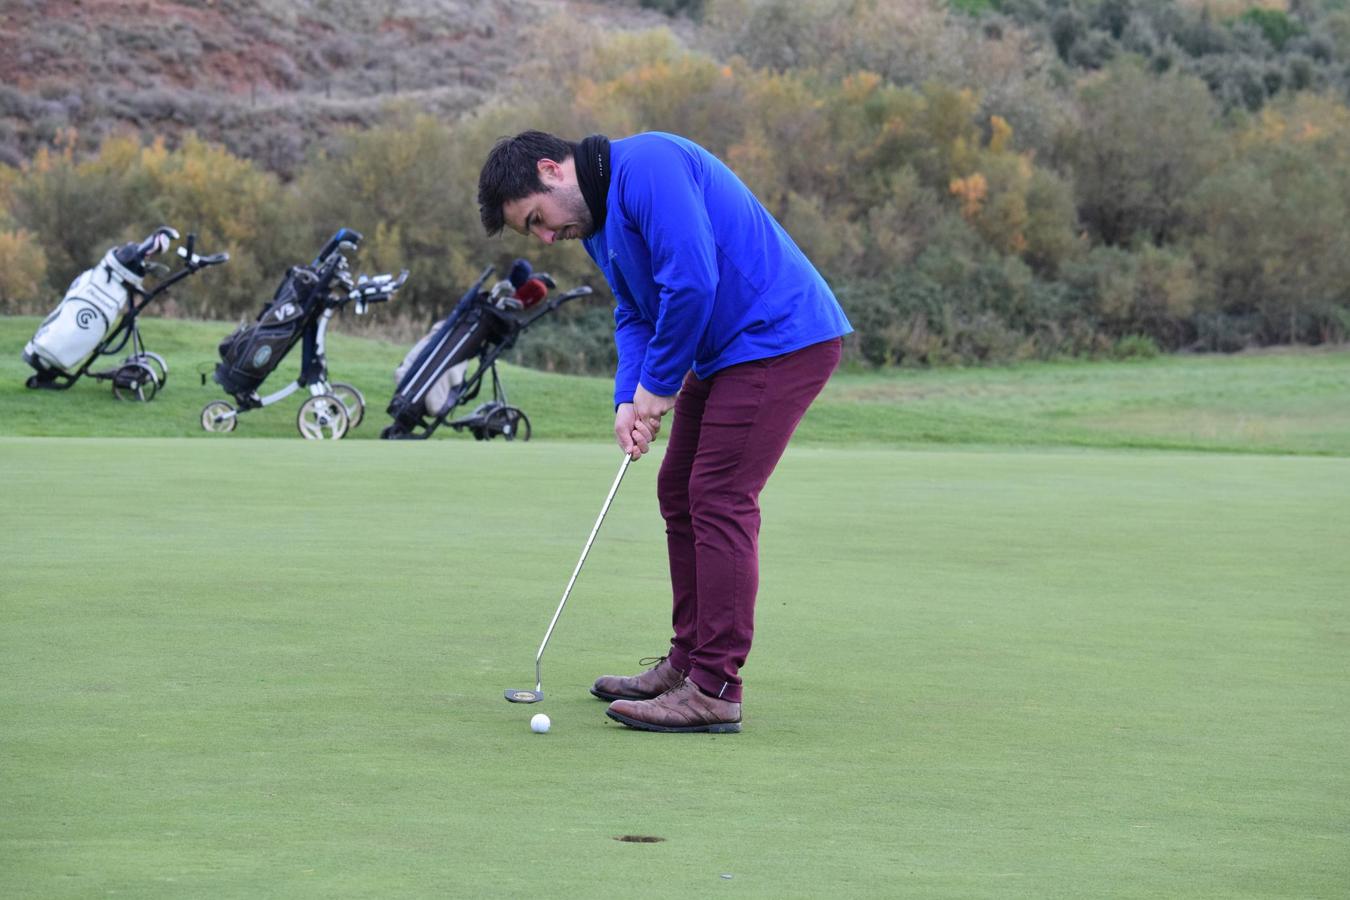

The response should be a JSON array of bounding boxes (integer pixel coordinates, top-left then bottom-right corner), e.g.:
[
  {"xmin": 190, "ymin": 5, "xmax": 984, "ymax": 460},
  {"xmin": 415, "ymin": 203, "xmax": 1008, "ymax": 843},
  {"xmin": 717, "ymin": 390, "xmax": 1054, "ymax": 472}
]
[
  {"xmin": 214, "ymin": 261, "xmax": 329, "ymax": 399},
  {"xmin": 201, "ymin": 228, "xmax": 406, "ymax": 440}
]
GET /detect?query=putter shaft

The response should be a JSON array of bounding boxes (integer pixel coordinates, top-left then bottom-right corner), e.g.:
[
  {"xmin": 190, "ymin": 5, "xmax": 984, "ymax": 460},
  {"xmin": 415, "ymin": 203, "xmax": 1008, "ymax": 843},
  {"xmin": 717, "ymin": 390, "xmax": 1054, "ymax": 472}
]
[{"xmin": 533, "ymin": 453, "xmax": 632, "ymax": 692}]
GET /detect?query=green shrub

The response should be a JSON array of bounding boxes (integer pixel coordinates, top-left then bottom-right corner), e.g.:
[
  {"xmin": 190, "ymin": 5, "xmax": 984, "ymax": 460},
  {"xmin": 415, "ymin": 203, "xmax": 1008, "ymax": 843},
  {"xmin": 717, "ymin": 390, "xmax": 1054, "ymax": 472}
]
[
  {"xmin": 0, "ymin": 228, "xmax": 48, "ymax": 312},
  {"xmin": 1110, "ymin": 334, "xmax": 1161, "ymax": 359},
  {"xmin": 504, "ymin": 304, "xmax": 618, "ymax": 375},
  {"xmin": 1238, "ymin": 8, "xmax": 1304, "ymax": 52},
  {"xmin": 640, "ymin": 0, "xmax": 705, "ymax": 17},
  {"xmin": 1192, "ymin": 312, "xmax": 1261, "ymax": 353}
]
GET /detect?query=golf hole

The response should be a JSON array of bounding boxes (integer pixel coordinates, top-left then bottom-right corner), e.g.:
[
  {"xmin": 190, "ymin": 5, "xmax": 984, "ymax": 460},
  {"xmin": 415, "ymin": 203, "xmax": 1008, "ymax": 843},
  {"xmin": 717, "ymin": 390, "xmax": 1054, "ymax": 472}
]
[{"xmin": 614, "ymin": 835, "xmax": 666, "ymax": 843}]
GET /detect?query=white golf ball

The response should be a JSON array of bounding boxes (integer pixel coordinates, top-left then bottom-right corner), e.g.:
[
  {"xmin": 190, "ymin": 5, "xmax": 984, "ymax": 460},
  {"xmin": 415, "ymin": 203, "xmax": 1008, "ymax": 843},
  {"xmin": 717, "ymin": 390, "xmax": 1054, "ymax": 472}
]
[{"xmin": 530, "ymin": 713, "xmax": 551, "ymax": 734}]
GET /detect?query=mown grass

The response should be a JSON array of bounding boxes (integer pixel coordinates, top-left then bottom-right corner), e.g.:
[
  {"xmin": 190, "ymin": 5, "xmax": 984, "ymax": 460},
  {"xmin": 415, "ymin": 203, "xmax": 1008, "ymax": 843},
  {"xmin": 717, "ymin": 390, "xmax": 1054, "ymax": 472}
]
[
  {"xmin": 4, "ymin": 314, "xmax": 1348, "ymax": 896},
  {"xmin": 3, "ymin": 315, "xmax": 1349, "ymax": 454},
  {"xmin": 2, "ymin": 440, "xmax": 1347, "ymax": 898}
]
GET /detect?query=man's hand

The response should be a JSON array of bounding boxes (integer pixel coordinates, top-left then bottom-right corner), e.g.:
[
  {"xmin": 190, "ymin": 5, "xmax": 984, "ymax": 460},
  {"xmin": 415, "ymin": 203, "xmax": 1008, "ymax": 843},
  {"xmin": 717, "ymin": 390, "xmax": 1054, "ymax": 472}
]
[
  {"xmin": 615, "ymin": 385, "xmax": 677, "ymax": 460},
  {"xmin": 633, "ymin": 383, "xmax": 677, "ymax": 428},
  {"xmin": 615, "ymin": 403, "xmax": 654, "ymax": 460}
]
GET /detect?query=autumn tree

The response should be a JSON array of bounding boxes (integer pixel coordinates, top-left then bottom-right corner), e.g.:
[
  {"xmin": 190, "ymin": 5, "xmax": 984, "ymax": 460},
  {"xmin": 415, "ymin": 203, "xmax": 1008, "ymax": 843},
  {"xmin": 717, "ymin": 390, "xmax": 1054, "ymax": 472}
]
[
  {"xmin": 0, "ymin": 228, "xmax": 48, "ymax": 312},
  {"xmin": 1186, "ymin": 93, "xmax": 1350, "ymax": 345},
  {"xmin": 1063, "ymin": 59, "xmax": 1224, "ymax": 248},
  {"xmin": 9, "ymin": 130, "xmax": 145, "ymax": 291}
]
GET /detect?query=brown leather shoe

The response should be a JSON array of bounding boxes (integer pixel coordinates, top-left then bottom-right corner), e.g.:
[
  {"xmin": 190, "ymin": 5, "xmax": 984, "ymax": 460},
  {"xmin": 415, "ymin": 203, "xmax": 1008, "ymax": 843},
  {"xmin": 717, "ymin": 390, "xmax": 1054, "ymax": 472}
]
[
  {"xmin": 590, "ymin": 656, "xmax": 683, "ymax": 702},
  {"xmin": 606, "ymin": 679, "xmax": 742, "ymax": 733}
]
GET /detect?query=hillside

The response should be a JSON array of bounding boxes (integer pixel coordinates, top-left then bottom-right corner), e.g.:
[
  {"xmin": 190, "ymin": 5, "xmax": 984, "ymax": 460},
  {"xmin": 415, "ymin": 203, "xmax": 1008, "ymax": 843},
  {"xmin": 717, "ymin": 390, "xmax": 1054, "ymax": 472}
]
[
  {"xmin": 5, "ymin": 0, "xmax": 1350, "ymax": 363},
  {"xmin": 0, "ymin": 0, "xmax": 667, "ymax": 174}
]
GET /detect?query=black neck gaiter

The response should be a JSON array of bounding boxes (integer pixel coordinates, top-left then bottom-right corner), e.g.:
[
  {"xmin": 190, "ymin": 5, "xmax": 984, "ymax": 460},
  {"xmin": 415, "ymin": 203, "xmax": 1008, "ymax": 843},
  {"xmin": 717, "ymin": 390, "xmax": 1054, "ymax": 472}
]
[{"xmin": 574, "ymin": 134, "xmax": 611, "ymax": 236}]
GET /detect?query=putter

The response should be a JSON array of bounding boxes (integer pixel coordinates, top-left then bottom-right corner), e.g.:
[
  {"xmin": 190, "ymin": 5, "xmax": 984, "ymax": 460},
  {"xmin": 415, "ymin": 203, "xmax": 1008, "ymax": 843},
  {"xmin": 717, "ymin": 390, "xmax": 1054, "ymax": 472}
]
[{"xmin": 505, "ymin": 453, "xmax": 633, "ymax": 704}]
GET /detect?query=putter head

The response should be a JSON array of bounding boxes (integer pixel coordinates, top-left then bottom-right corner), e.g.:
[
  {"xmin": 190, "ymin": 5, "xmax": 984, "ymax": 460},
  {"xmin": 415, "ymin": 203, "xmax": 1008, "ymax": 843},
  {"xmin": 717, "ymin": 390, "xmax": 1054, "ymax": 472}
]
[{"xmin": 504, "ymin": 688, "xmax": 543, "ymax": 704}]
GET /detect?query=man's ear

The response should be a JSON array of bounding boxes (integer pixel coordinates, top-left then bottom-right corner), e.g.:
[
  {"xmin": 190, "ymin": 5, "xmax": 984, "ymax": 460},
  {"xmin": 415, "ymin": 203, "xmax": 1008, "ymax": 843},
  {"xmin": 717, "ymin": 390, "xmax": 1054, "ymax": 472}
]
[{"xmin": 537, "ymin": 158, "xmax": 565, "ymax": 185}]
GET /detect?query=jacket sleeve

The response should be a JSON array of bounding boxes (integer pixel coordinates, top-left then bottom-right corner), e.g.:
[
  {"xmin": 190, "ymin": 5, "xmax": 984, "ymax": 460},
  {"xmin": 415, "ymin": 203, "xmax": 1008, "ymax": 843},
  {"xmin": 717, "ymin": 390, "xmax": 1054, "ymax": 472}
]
[
  {"xmin": 584, "ymin": 237, "xmax": 654, "ymax": 408},
  {"xmin": 621, "ymin": 143, "xmax": 719, "ymax": 396},
  {"xmin": 613, "ymin": 288, "xmax": 654, "ymax": 407}
]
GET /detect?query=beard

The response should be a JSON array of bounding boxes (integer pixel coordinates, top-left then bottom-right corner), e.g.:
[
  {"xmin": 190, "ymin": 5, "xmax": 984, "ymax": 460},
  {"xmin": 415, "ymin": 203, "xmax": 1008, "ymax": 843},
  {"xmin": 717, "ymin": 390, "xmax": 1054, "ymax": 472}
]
[{"xmin": 552, "ymin": 182, "xmax": 595, "ymax": 240}]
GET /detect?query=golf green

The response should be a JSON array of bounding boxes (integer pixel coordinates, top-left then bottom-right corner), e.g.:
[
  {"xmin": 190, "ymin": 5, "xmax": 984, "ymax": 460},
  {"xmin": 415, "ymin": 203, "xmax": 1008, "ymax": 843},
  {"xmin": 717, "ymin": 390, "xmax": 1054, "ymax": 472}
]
[{"xmin": 2, "ymin": 438, "xmax": 1347, "ymax": 897}]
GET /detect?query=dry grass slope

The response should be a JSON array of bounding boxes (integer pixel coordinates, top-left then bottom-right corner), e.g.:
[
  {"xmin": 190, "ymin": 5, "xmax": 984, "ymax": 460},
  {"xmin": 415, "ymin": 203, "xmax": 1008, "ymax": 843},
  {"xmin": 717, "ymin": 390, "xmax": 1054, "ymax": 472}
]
[{"xmin": 0, "ymin": 0, "xmax": 665, "ymax": 172}]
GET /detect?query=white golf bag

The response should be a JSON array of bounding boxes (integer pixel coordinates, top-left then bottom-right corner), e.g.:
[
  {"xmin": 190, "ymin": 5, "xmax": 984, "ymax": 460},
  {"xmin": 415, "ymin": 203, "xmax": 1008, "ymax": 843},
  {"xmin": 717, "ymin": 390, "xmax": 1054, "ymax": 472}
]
[
  {"xmin": 394, "ymin": 330, "xmax": 470, "ymax": 419},
  {"xmin": 22, "ymin": 227, "xmax": 228, "ymax": 401},
  {"xmin": 23, "ymin": 248, "xmax": 145, "ymax": 376}
]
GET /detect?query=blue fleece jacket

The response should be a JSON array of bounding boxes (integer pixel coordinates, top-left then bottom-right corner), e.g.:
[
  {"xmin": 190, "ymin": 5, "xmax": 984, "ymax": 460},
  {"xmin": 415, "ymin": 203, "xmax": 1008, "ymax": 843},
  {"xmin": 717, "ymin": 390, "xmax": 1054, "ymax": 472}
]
[{"xmin": 582, "ymin": 133, "xmax": 852, "ymax": 405}]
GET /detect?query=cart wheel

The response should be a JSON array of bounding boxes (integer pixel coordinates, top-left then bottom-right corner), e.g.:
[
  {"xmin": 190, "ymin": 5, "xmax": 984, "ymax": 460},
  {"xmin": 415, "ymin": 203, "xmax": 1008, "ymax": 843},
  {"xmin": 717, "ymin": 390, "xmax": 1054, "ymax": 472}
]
[
  {"xmin": 329, "ymin": 381, "xmax": 366, "ymax": 430},
  {"xmin": 201, "ymin": 400, "xmax": 238, "ymax": 433},
  {"xmin": 297, "ymin": 394, "xmax": 350, "ymax": 440},
  {"xmin": 112, "ymin": 361, "xmax": 159, "ymax": 402},
  {"xmin": 485, "ymin": 405, "xmax": 531, "ymax": 441},
  {"xmin": 129, "ymin": 352, "xmax": 169, "ymax": 389}
]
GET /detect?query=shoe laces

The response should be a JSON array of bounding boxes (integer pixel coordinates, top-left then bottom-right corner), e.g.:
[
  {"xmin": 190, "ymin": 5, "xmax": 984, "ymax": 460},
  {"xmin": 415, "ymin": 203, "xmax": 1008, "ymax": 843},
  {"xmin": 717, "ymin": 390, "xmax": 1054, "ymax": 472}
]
[{"xmin": 638, "ymin": 656, "xmax": 668, "ymax": 669}]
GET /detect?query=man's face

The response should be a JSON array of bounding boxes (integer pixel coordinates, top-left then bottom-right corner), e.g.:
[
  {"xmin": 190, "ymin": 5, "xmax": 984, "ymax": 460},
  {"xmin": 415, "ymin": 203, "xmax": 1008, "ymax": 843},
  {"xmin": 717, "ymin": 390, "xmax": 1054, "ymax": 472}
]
[{"xmin": 502, "ymin": 158, "xmax": 594, "ymax": 245}]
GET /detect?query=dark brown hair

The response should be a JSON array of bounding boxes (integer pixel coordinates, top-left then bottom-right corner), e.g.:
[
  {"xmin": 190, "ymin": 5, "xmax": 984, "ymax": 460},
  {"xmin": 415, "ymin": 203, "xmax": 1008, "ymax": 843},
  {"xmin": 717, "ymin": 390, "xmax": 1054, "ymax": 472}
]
[{"xmin": 477, "ymin": 130, "xmax": 576, "ymax": 236}]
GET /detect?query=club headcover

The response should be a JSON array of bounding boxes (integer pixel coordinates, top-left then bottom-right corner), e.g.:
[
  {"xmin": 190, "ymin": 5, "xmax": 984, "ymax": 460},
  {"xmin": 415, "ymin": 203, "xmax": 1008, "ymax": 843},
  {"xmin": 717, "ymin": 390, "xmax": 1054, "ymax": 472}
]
[
  {"xmin": 513, "ymin": 277, "xmax": 550, "ymax": 309},
  {"xmin": 508, "ymin": 258, "xmax": 533, "ymax": 289}
]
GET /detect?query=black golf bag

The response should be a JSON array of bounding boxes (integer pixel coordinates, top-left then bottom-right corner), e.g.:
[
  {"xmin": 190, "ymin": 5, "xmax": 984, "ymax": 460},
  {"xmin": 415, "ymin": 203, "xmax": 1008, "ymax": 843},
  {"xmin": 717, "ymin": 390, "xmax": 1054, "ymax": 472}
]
[
  {"xmin": 214, "ymin": 256, "xmax": 333, "ymax": 400},
  {"xmin": 381, "ymin": 260, "xmax": 592, "ymax": 441},
  {"xmin": 202, "ymin": 228, "xmax": 407, "ymax": 439},
  {"xmin": 23, "ymin": 227, "xmax": 228, "ymax": 400}
]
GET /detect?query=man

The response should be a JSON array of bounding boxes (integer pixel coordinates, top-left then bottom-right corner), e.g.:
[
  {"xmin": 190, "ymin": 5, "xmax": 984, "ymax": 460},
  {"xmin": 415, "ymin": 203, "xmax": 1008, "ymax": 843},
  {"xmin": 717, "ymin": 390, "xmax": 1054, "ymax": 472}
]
[{"xmin": 478, "ymin": 130, "xmax": 851, "ymax": 733}]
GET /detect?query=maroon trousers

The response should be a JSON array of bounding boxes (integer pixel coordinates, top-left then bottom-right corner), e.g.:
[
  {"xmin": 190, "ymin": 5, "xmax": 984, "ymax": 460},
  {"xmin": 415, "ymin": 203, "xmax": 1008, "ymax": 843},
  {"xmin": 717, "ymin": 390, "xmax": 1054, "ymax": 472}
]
[{"xmin": 657, "ymin": 338, "xmax": 842, "ymax": 703}]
